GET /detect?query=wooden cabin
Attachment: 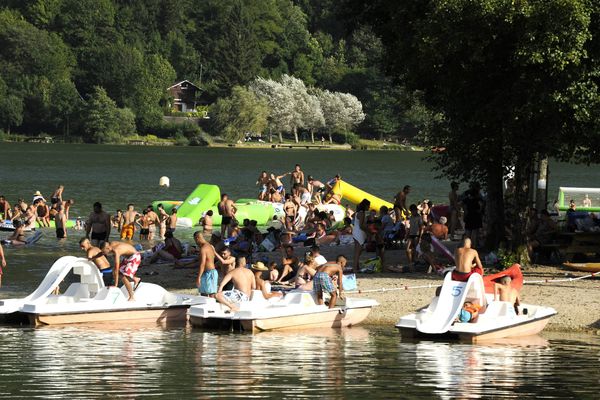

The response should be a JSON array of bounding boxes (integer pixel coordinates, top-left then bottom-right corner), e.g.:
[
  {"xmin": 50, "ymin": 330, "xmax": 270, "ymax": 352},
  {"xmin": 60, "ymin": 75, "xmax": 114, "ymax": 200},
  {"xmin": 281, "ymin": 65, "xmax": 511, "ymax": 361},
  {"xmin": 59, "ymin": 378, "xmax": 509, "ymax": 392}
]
[{"xmin": 167, "ymin": 80, "xmax": 201, "ymax": 113}]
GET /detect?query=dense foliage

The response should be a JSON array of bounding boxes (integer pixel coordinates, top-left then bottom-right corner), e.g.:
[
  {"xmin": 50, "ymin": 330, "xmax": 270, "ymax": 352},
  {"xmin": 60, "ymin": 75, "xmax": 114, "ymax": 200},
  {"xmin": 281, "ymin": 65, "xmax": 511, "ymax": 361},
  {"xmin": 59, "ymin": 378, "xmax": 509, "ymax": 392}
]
[
  {"xmin": 0, "ymin": 0, "xmax": 428, "ymax": 143},
  {"xmin": 349, "ymin": 0, "xmax": 600, "ymax": 248}
]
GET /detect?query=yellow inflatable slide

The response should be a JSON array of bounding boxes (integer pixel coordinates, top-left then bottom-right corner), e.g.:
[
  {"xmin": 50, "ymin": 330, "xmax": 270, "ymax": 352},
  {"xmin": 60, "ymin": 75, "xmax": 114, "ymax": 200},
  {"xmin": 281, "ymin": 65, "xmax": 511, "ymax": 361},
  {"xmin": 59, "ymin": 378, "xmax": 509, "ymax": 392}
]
[{"xmin": 329, "ymin": 180, "xmax": 393, "ymax": 212}]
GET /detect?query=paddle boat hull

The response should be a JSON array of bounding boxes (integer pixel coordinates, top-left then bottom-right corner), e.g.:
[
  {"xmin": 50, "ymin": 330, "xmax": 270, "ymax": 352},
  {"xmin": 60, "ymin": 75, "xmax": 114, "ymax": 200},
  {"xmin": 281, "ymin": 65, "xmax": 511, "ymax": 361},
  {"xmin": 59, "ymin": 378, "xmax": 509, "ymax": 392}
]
[
  {"xmin": 395, "ymin": 270, "xmax": 556, "ymax": 343},
  {"xmin": 0, "ymin": 256, "xmax": 203, "ymax": 327},
  {"xmin": 188, "ymin": 291, "xmax": 377, "ymax": 333}
]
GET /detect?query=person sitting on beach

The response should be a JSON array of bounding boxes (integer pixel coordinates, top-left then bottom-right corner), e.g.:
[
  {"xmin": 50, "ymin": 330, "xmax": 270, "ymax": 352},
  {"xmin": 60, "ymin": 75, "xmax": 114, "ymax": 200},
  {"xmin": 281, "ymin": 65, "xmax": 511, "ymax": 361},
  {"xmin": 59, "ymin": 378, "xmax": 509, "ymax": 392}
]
[
  {"xmin": 214, "ymin": 247, "xmax": 236, "ymax": 281},
  {"xmin": 146, "ymin": 231, "xmax": 183, "ymax": 265},
  {"xmin": 86, "ymin": 202, "xmax": 111, "ymax": 246},
  {"xmin": 194, "ymin": 231, "xmax": 218, "ymax": 297},
  {"xmin": 256, "ymin": 171, "xmax": 270, "ymax": 200},
  {"xmin": 352, "ymin": 199, "xmax": 370, "ymax": 273},
  {"xmin": 0, "ymin": 242, "xmax": 6, "ymax": 287},
  {"xmin": 80, "ymin": 238, "xmax": 114, "ymax": 287},
  {"xmin": 200, "ymin": 210, "xmax": 213, "ymax": 234},
  {"xmin": 251, "ymin": 262, "xmax": 283, "ymax": 299},
  {"xmin": 494, "ymin": 276, "xmax": 520, "ymax": 313},
  {"xmin": 276, "ymin": 245, "xmax": 299, "ymax": 283},
  {"xmin": 121, "ymin": 204, "xmax": 139, "ymax": 240},
  {"xmin": 429, "ymin": 216, "xmax": 449, "ymax": 240},
  {"xmin": 314, "ymin": 223, "xmax": 338, "ymax": 246},
  {"xmin": 417, "ymin": 233, "xmax": 443, "ymax": 274},
  {"xmin": 285, "ymin": 253, "xmax": 318, "ymax": 289},
  {"xmin": 167, "ymin": 208, "xmax": 177, "ymax": 234},
  {"xmin": 6, "ymin": 220, "xmax": 27, "ymax": 245},
  {"xmin": 307, "ymin": 176, "xmax": 326, "ymax": 203},
  {"xmin": 313, "ymin": 255, "xmax": 345, "ymax": 309},
  {"xmin": 99, "ymin": 241, "xmax": 141, "ymax": 301},
  {"xmin": 268, "ymin": 261, "xmax": 279, "ymax": 282},
  {"xmin": 452, "ymin": 237, "xmax": 484, "ymax": 282},
  {"xmin": 215, "ymin": 257, "xmax": 256, "ymax": 311}
]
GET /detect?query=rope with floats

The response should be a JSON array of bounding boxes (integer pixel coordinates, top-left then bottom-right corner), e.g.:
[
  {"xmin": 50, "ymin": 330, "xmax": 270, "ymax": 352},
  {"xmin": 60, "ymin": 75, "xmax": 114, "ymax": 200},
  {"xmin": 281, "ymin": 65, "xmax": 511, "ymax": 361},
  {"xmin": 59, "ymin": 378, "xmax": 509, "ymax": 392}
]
[{"xmin": 344, "ymin": 271, "xmax": 597, "ymax": 295}]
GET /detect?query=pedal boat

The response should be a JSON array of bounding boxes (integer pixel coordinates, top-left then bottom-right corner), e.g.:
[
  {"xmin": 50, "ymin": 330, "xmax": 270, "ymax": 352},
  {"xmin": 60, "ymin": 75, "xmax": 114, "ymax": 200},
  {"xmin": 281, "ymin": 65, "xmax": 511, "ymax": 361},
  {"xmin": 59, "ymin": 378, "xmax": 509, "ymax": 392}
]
[
  {"xmin": 0, "ymin": 256, "xmax": 203, "ymax": 326},
  {"xmin": 188, "ymin": 290, "xmax": 378, "ymax": 333},
  {"xmin": 396, "ymin": 271, "xmax": 556, "ymax": 343}
]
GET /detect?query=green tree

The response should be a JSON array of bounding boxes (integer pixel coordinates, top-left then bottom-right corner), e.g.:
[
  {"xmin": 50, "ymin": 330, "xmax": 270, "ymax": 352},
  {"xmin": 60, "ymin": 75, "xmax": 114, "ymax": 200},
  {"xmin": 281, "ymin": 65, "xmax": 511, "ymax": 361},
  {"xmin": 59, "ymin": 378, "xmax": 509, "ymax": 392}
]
[
  {"xmin": 83, "ymin": 86, "xmax": 133, "ymax": 143},
  {"xmin": 210, "ymin": 86, "xmax": 269, "ymax": 142},
  {"xmin": 0, "ymin": 77, "xmax": 24, "ymax": 134},
  {"xmin": 352, "ymin": 0, "xmax": 600, "ymax": 249}
]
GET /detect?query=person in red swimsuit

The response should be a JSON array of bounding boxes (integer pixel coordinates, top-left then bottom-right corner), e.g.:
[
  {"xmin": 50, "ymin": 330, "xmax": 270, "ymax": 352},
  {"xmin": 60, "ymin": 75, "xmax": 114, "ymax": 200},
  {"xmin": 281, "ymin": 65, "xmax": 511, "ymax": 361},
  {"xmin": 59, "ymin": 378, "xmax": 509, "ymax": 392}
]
[{"xmin": 452, "ymin": 237, "xmax": 484, "ymax": 282}]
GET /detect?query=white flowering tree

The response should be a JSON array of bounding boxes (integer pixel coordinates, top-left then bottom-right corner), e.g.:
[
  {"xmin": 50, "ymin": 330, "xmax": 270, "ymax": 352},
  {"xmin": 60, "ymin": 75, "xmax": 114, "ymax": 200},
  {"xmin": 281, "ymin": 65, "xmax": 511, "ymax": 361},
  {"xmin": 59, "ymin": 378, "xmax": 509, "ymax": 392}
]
[
  {"xmin": 315, "ymin": 88, "xmax": 364, "ymax": 143},
  {"xmin": 337, "ymin": 92, "xmax": 366, "ymax": 132},
  {"xmin": 249, "ymin": 77, "xmax": 293, "ymax": 143}
]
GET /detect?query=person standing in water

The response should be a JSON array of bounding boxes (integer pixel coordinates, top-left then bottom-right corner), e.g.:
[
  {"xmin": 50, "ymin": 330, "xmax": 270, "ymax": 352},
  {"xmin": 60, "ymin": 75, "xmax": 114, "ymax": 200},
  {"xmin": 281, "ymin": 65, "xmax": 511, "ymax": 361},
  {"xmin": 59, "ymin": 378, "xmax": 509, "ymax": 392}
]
[
  {"xmin": 290, "ymin": 164, "xmax": 305, "ymax": 189},
  {"xmin": 86, "ymin": 202, "xmax": 111, "ymax": 246},
  {"xmin": 120, "ymin": 204, "xmax": 139, "ymax": 240},
  {"xmin": 167, "ymin": 208, "xmax": 177, "ymax": 234},
  {"xmin": 55, "ymin": 204, "xmax": 67, "ymax": 239}
]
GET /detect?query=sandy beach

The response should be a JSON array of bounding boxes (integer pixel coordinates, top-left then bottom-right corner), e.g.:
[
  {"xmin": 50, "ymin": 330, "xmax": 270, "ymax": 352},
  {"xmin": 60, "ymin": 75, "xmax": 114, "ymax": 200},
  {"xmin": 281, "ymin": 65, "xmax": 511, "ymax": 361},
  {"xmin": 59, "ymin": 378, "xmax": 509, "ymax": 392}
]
[{"xmin": 140, "ymin": 242, "xmax": 600, "ymax": 334}]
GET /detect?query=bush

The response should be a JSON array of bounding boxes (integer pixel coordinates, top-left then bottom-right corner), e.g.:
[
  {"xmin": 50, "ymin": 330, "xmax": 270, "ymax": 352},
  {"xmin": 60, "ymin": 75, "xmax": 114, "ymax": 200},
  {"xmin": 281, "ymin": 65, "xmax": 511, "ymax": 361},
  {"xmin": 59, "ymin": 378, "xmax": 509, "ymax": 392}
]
[{"xmin": 331, "ymin": 131, "xmax": 360, "ymax": 145}]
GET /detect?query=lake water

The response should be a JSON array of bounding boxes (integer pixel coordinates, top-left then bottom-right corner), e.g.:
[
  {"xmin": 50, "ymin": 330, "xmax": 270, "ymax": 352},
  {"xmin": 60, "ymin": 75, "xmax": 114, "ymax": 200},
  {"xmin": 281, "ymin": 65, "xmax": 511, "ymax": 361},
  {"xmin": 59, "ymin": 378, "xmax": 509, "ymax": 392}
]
[
  {"xmin": 0, "ymin": 325, "xmax": 598, "ymax": 399},
  {"xmin": 1, "ymin": 143, "xmax": 599, "ymax": 398}
]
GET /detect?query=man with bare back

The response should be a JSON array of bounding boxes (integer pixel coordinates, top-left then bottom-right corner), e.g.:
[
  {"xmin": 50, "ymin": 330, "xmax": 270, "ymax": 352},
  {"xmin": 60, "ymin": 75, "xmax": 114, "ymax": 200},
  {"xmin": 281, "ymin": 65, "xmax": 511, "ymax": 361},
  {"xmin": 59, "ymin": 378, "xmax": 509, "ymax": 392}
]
[
  {"xmin": 215, "ymin": 258, "xmax": 256, "ymax": 311},
  {"xmin": 218, "ymin": 194, "xmax": 236, "ymax": 238},
  {"xmin": 86, "ymin": 202, "xmax": 111, "ymax": 246},
  {"xmin": 313, "ymin": 255, "xmax": 345, "ymax": 309},
  {"xmin": 256, "ymin": 171, "xmax": 270, "ymax": 200},
  {"xmin": 80, "ymin": 238, "xmax": 114, "ymax": 287},
  {"xmin": 452, "ymin": 237, "xmax": 484, "ymax": 281},
  {"xmin": 194, "ymin": 231, "xmax": 218, "ymax": 297},
  {"xmin": 120, "ymin": 204, "xmax": 139, "ymax": 240},
  {"xmin": 145, "ymin": 205, "xmax": 160, "ymax": 240},
  {"xmin": 290, "ymin": 164, "xmax": 305, "ymax": 189},
  {"xmin": 100, "ymin": 241, "xmax": 141, "ymax": 300},
  {"xmin": 167, "ymin": 208, "xmax": 177, "ymax": 234}
]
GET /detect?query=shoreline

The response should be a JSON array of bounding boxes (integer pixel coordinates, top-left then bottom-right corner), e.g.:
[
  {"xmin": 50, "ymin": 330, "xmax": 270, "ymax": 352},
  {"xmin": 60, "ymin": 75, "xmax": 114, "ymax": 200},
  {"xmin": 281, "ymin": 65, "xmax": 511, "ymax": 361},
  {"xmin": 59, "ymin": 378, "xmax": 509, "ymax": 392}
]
[{"xmin": 138, "ymin": 243, "xmax": 599, "ymax": 335}]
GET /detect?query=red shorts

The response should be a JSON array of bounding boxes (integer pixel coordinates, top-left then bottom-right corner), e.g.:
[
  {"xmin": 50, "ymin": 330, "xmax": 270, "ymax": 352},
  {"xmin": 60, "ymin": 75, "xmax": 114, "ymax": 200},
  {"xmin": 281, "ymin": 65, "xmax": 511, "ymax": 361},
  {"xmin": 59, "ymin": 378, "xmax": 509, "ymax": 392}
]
[
  {"xmin": 451, "ymin": 266, "xmax": 483, "ymax": 282},
  {"xmin": 120, "ymin": 253, "xmax": 141, "ymax": 279}
]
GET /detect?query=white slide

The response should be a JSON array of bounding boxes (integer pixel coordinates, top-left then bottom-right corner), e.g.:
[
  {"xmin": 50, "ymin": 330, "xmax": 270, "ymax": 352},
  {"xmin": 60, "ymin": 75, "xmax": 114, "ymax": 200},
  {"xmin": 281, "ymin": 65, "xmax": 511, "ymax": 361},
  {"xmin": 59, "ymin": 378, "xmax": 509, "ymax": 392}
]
[
  {"xmin": 0, "ymin": 256, "xmax": 102, "ymax": 314},
  {"xmin": 416, "ymin": 272, "xmax": 486, "ymax": 334},
  {"xmin": 431, "ymin": 236, "xmax": 455, "ymax": 263}
]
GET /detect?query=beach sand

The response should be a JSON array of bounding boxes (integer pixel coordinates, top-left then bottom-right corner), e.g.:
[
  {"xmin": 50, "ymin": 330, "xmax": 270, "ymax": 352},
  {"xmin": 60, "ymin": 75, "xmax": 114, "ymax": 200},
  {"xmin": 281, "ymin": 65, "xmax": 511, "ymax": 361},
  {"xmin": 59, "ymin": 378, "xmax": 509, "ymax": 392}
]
[{"xmin": 141, "ymin": 242, "xmax": 600, "ymax": 333}]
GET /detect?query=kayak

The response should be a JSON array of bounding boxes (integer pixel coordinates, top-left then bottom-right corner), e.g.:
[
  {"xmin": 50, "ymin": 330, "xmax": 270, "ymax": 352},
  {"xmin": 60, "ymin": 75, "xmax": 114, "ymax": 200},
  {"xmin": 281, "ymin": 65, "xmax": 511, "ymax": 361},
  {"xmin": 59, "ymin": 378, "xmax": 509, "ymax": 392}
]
[{"xmin": 563, "ymin": 262, "xmax": 600, "ymax": 273}]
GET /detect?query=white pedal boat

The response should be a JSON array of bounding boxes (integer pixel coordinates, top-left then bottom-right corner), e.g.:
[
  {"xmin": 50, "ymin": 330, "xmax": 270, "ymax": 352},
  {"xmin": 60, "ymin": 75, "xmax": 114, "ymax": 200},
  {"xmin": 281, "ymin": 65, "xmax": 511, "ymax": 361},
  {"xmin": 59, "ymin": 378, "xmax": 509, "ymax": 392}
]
[
  {"xmin": 188, "ymin": 290, "xmax": 378, "ymax": 333},
  {"xmin": 396, "ymin": 272, "xmax": 556, "ymax": 342},
  {"xmin": 0, "ymin": 256, "xmax": 203, "ymax": 326}
]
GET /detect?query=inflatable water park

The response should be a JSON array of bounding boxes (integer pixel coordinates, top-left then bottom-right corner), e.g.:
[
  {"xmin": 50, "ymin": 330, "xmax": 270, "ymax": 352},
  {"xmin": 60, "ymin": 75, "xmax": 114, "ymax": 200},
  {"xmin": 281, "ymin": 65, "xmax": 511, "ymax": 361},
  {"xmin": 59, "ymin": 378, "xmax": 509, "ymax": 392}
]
[{"xmin": 152, "ymin": 180, "xmax": 400, "ymax": 228}]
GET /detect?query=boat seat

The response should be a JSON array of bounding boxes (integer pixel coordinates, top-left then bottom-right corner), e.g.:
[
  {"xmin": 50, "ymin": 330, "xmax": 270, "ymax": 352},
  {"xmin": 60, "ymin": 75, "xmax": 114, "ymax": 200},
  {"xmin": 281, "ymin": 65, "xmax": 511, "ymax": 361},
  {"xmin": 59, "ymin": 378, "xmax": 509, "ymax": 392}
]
[
  {"xmin": 62, "ymin": 283, "xmax": 91, "ymax": 301},
  {"xmin": 73, "ymin": 264, "xmax": 93, "ymax": 276}
]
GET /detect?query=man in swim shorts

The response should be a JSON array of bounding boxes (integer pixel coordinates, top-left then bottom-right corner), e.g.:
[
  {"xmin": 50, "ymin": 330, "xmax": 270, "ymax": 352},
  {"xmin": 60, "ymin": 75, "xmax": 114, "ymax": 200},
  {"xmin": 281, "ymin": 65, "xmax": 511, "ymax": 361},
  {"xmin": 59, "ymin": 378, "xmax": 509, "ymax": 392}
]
[
  {"xmin": 145, "ymin": 205, "xmax": 161, "ymax": 240},
  {"xmin": 157, "ymin": 203, "xmax": 169, "ymax": 239},
  {"xmin": 393, "ymin": 185, "xmax": 411, "ymax": 222},
  {"xmin": 290, "ymin": 164, "xmax": 305, "ymax": 189},
  {"xmin": 120, "ymin": 204, "xmax": 139, "ymax": 240},
  {"xmin": 80, "ymin": 238, "xmax": 114, "ymax": 287},
  {"xmin": 218, "ymin": 194, "xmax": 237, "ymax": 238},
  {"xmin": 167, "ymin": 208, "xmax": 177, "ymax": 234},
  {"xmin": 194, "ymin": 231, "xmax": 218, "ymax": 297},
  {"xmin": 307, "ymin": 176, "xmax": 326, "ymax": 203},
  {"xmin": 313, "ymin": 256, "xmax": 345, "ymax": 309},
  {"xmin": 215, "ymin": 256, "xmax": 256, "ymax": 311},
  {"xmin": 452, "ymin": 237, "xmax": 484, "ymax": 282},
  {"xmin": 86, "ymin": 202, "xmax": 111, "ymax": 246},
  {"xmin": 55, "ymin": 204, "xmax": 67, "ymax": 239},
  {"xmin": 0, "ymin": 195, "xmax": 12, "ymax": 220},
  {"xmin": 100, "ymin": 241, "xmax": 141, "ymax": 301}
]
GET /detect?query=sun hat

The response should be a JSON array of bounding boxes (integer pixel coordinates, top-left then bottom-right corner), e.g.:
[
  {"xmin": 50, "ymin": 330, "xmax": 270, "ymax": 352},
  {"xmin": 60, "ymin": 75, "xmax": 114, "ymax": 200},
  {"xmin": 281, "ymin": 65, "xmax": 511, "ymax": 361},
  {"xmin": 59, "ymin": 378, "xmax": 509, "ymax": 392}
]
[
  {"xmin": 33, "ymin": 190, "xmax": 42, "ymax": 196},
  {"xmin": 251, "ymin": 261, "xmax": 268, "ymax": 271}
]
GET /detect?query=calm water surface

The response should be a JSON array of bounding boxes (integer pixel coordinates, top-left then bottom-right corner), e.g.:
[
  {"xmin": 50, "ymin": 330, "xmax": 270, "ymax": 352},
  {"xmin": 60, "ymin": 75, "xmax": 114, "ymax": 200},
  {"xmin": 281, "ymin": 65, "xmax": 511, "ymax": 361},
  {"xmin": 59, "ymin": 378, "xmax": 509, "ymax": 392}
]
[
  {"xmin": 0, "ymin": 325, "xmax": 598, "ymax": 399},
  {"xmin": 1, "ymin": 143, "xmax": 599, "ymax": 398}
]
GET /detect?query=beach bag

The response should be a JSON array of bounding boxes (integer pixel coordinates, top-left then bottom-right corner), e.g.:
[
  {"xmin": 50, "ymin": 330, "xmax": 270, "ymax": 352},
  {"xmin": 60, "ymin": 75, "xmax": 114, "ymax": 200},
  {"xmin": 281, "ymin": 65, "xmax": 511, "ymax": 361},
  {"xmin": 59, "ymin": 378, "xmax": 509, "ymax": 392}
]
[
  {"xmin": 359, "ymin": 257, "xmax": 382, "ymax": 273},
  {"xmin": 342, "ymin": 273, "xmax": 357, "ymax": 290}
]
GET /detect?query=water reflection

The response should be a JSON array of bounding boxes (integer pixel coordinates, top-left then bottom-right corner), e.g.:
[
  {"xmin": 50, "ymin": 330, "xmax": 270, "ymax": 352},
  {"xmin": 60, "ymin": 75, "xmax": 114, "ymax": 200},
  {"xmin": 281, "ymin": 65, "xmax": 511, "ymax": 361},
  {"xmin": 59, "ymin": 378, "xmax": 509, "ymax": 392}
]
[{"xmin": 0, "ymin": 325, "xmax": 598, "ymax": 399}]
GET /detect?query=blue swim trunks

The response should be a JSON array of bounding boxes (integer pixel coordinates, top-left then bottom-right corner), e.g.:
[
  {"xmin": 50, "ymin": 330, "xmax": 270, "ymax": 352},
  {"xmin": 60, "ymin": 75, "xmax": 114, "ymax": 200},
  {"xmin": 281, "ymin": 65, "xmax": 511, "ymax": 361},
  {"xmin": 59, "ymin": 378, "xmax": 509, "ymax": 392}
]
[
  {"xmin": 313, "ymin": 272, "xmax": 335, "ymax": 294},
  {"xmin": 199, "ymin": 269, "xmax": 218, "ymax": 295}
]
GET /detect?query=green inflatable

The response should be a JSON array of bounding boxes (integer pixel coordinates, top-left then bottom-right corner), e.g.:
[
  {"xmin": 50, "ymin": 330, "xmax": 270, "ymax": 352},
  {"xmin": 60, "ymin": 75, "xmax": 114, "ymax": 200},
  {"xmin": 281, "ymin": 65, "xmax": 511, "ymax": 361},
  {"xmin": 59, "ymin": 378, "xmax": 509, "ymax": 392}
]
[
  {"xmin": 152, "ymin": 200, "xmax": 182, "ymax": 214},
  {"xmin": 208, "ymin": 203, "xmax": 275, "ymax": 226},
  {"xmin": 176, "ymin": 184, "xmax": 221, "ymax": 227}
]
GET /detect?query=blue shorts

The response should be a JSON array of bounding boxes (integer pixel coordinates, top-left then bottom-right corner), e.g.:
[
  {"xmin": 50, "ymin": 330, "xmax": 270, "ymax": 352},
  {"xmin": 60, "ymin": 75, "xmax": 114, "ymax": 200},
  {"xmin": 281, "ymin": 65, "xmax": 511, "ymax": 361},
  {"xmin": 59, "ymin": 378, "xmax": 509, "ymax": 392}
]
[
  {"xmin": 313, "ymin": 272, "xmax": 335, "ymax": 294},
  {"xmin": 199, "ymin": 268, "xmax": 218, "ymax": 295}
]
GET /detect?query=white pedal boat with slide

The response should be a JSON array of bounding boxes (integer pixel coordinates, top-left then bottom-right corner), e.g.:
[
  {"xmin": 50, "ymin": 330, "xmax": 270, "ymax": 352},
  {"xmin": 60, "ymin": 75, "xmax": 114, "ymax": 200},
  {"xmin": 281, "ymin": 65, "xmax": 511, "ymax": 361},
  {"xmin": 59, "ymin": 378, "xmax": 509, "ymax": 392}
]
[
  {"xmin": 188, "ymin": 290, "xmax": 378, "ymax": 333},
  {"xmin": 396, "ymin": 272, "xmax": 556, "ymax": 342},
  {"xmin": 0, "ymin": 256, "xmax": 203, "ymax": 326}
]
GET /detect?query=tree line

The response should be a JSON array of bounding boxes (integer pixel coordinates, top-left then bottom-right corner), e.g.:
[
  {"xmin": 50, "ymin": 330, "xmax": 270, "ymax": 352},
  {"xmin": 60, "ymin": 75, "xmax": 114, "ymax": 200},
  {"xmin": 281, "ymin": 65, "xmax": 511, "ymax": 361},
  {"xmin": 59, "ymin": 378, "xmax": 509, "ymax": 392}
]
[{"xmin": 0, "ymin": 0, "xmax": 429, "ymax": 144}]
